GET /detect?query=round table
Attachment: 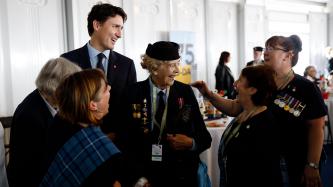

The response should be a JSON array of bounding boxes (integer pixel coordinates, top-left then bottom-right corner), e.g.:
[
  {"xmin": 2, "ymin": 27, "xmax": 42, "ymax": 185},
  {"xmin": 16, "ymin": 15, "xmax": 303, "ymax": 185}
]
[{"xmin": 200, "ymin": 117, "xmax": 230, "ymax": 187}]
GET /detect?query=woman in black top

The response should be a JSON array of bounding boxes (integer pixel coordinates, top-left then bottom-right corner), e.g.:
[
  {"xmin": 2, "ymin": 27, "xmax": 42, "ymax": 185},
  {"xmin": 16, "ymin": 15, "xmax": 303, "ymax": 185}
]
[
  {"xmin": 218, "ymin": 65, "xmax": 281, "ymax": 187},
  {"xmin": 264, "ymin": 35, "xmax": 326, "ymax": 187},
  {"xmin": 215, "ymin": 51, "xmax": 236, "ymax": 99}
]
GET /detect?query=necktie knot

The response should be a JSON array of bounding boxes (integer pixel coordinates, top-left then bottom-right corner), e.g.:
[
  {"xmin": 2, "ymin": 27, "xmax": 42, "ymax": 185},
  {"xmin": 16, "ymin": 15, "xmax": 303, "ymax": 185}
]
[
  {"xmin": 158, "ymin": 90, "xmax": 165, "ymax": 98},
  {"xmin": 97, "ymin": 53, "xmax": 105, "ymax": 72},
  {"xmin": 158, "ymin": 91, "xmax": 165, "ymax": 107}
]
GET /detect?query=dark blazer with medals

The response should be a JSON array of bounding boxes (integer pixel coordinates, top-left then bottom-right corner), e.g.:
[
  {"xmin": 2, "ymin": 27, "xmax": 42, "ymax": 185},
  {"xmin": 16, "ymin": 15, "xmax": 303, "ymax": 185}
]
[
  {"xmin": 215, "ymin": 63, "xmax": 235, "ymax": 99},
  {"xmin": 123, "ymin": 78, "xmax": 212, "ymax": 187},
  {"xmin": 61, "ymin": 44, "xmax": 137, "ymax": 135},
  {"xmin": 7, "ymin": 89, "xmax": 54, "ymax": 187}
]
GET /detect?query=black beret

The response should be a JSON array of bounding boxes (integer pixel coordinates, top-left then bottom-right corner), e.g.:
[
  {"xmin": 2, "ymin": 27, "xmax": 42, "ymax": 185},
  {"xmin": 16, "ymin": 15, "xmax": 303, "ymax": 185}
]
[
  {"xmin": 253, "ymin": 46, "xmax": 263, "ymax": 51},
  {"xmin": 145, "ymin": 41, "xmax": 180, "ymax": 61}
]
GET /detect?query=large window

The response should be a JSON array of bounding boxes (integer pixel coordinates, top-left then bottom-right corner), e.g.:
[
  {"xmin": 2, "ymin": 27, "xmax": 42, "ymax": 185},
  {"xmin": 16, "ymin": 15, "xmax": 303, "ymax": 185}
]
[
  {"xmin": 268, "ymin": 11, "xmax": 310, "ymax": 75},
  {"xmin": 265, "ymin": 0, "xmax": 328, "ymax": 76}
]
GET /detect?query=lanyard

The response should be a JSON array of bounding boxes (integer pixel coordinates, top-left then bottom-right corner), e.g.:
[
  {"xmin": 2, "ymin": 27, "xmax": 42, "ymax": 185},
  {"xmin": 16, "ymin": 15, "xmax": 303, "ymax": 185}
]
[
  {"xmin": 222, "ymin": 106, "xmax": 263, "ymax": 155},
  {"xmin": 152, "ymin": 86, "xmax": 169, "ymax": 144}
]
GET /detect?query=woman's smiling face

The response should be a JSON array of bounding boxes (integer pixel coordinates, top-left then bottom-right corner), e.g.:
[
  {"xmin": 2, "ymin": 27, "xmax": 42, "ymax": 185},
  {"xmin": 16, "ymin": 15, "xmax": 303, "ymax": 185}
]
[{"xmin": 151, "ymin": 59, "xmax": 180, "ymax": 89}]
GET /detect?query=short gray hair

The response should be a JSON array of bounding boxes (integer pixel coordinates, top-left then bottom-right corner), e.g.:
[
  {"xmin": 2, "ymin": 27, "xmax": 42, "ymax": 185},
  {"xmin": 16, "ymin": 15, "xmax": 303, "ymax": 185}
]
[{"xmin": 35, "ymin": 57, "xmax": 81, "ymax": 97}]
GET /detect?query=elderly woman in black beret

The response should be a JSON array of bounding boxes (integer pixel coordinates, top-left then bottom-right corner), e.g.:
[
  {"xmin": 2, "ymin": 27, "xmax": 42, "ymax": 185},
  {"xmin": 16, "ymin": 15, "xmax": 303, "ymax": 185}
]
[{"xmin": 123, "ymin": 41, "xmax": 212, "ymax": 187}]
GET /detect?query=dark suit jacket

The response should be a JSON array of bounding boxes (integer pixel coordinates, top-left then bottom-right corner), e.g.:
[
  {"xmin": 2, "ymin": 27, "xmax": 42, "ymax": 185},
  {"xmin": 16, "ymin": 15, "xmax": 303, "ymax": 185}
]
[
  {"xmin": 215, "ymin": 63, "xmax": 235, "ymax": 99},
  {"xmin": 61, "ymin": 44, "xmax": 137, "ymax": 135},
  {"xmin": 246, "ymin": 59, "xmax": 264, "ymax": 66},
  {"xmin": 123, "ymin": 79, "xmax": 212, "ymax": 187},
  {"xmin": 220, "ymin": 110, "xmax": 282, "ymax": 187},
  {"xmin": 7, "ymin": 89, "xmax": 53, "ymax": 187}
]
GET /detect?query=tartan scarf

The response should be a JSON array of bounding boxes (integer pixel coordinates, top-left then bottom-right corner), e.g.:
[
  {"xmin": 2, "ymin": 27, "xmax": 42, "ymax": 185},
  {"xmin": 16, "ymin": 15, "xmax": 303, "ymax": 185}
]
[{"xmin": 40, "ymin": 126, "xmax": 120, "ymax": 187}]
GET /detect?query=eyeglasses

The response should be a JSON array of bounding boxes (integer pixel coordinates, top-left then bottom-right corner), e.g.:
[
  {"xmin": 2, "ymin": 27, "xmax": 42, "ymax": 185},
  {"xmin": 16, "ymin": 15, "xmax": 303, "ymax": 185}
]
[{"xmin": 264, "ymin": 46, "xmax": 289, "ymax": 52}]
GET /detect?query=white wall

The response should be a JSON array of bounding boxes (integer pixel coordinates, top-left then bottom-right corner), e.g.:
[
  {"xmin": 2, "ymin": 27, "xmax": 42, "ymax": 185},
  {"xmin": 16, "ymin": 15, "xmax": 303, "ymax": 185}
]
[
  {"xmin": 123, "ymin": 0, "xmax": 173, "ymax": 81},
  {"xmin": 0, "ymin": 0, "xmax": 11, "ymax": 117},
  {"xmin": 170, "ymin": 0, "xmax": 207, "ymax": 83},
  {"xmin": 0, "ymin": 0, "xmax": 331, "ymax": 116},
  {"xmin": 309, "ymin": 12, "xmax": 328, "ymax": 75},
  {"xmin": 68, "ymin": 0, "xmax": 207, "ymax": 82},
  {"xmin": 68, "ymin": 0, "xmax": 123, "ymax": 51},
  {"xmin": 0, "ymin": 0, "xmax": 66, "ymax": 116},
  {"xmin": 243, "ymin": 4, "xmax": 266, "ymax": 65},
  {"xmin": 328, "ymin": 0, "xmax": 333, "ymax": 46},
  {"xmin": 267, "ymin": 11, "xmax": 311, "ymax": 75},
  {"xmin": 206, "ymin": 1, "xmax": 239, "ymax": 89}
]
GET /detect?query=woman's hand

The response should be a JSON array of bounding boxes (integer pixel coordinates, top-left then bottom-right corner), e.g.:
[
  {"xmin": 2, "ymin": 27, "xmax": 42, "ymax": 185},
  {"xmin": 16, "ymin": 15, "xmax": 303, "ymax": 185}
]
[
  {"xmin": 166, "ymin": 134, "xmax": 193, "ymax": 150},
  {"xmin": 113, "ymin": 180, "xmax": 121, "ymax": 187},
  {"xmin": 190, "ymin": 81, "xmax": 211, "ymax": 98},
  {"xmin": 134, "ymin": 177, "xmax": 150, "ymax": 187},
  {"xmin": 302, "ymin": 167, "xmax": 322, "ymax": 187}
]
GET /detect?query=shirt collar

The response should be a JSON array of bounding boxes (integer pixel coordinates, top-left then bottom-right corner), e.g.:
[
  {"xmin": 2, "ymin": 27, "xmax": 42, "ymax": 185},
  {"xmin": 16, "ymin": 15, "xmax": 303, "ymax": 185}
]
[
  {"xmin": 87, "ymin": 41, "xmax": 110, "ymax": 60},
  {"xmin": 149, "ymin": 77, "xmax": 166, "ymax": 94},
  {"xmin": 40, "ymin": 94, "xmax": 57, "ymax": 117}
]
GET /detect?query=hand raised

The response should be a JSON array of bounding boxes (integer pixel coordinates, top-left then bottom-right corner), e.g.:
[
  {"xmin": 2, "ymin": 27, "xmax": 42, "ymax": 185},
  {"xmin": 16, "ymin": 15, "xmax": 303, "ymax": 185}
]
[{"xmin": 190, "ymin": 80, "xmax": 210, "ymax": 97}]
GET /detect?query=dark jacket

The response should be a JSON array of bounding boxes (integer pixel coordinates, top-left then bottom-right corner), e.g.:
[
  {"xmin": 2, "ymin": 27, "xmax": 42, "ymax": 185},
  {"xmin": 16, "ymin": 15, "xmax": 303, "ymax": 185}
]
[
  {"xmin": 246, "ymin": 59, "xmax": 264, "ymax": 67},
  {"xmin": 215, "ymin": 63, "xmax": 235, "ymax": 99},
  {"xmin": 41, "ymin": 116, "xmax": 125, "ymax": 187},
  {"xmin": 219, "ymin": 110, "xmax": 282, "ymax": 187},
  {"xmin": 61, "ymin": 44, "xmax": 137, "ymax": 137},
  {"xmin": 7, "ymin": 89, "xmax": 53, "ymax": 187}
]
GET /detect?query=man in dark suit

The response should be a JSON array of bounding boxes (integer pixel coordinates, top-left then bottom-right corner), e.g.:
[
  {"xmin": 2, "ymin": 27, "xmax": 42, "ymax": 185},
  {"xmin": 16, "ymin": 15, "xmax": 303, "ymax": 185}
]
[
  {"xmin": 123, "ymin": 41, "xmax": 212, "ymax": 187},
  {"xmin": 246, "ymin": 46, "xmax": 264, "ymax": 66},
  {"xmin": 7, "ymin": 58, "xmax": 81, "ymax": 187},
  {"xmin": 61, "ymin": 3, "xmax": 137, "ymax": 138}
]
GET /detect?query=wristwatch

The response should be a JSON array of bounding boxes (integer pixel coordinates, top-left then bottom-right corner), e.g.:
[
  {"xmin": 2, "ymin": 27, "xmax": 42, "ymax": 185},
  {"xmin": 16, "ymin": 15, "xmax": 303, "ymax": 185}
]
[{"xmin": 306, "ymin": 162, "xmax": 319, "ymax": 169}]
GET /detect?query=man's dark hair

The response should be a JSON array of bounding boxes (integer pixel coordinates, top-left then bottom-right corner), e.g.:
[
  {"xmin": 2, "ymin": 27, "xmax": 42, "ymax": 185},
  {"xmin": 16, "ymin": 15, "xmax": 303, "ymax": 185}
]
[{"xmin": 87, "ymin": 3, "xmax": 127, "ymax": 36}]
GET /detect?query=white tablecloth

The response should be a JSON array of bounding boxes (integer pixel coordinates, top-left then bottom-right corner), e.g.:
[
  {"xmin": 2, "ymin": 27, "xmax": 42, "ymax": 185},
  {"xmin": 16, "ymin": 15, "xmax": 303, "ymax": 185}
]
[
  {"xmin": 200, "ymin": 117, "xmax": 230, "ymax": 187},
  {"xmin": 324, "ymin": 98, "xmax": 333, "ymax": 144}
]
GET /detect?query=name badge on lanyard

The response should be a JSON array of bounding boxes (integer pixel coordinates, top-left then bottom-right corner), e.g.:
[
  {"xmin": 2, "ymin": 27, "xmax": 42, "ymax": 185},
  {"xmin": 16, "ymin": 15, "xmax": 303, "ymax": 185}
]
[
  {"xmin": 151, "ymin": 85, "xmax": 169, "ymax": 162},
  {"xmin": 152, "ymin": 144, "xmax": 162, "ymax": 161}
]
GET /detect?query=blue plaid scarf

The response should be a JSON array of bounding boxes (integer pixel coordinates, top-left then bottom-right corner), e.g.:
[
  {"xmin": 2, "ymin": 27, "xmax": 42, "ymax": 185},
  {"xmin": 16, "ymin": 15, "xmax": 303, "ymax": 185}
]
[{"xmin": 39, "ymin": 126, "xmax": 120, "ymax": 187}]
